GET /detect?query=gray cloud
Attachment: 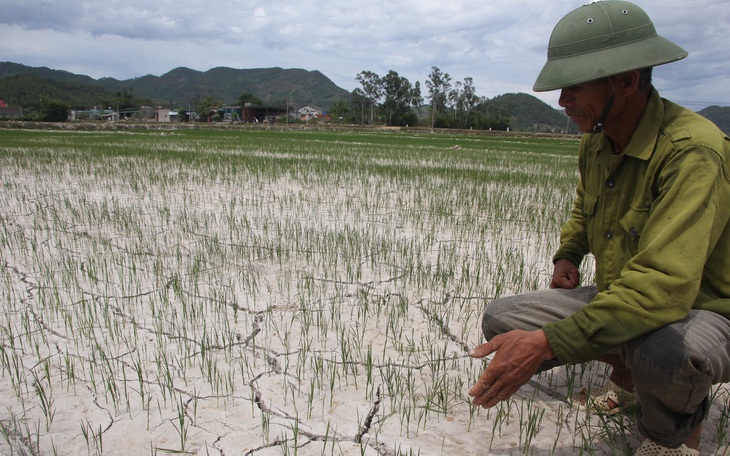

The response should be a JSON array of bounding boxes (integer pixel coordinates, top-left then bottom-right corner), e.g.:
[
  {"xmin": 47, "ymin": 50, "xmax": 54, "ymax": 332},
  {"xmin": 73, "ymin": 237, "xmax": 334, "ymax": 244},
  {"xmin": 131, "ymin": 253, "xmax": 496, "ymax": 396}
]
[
  {"xmin": 1, "ymin": 0, "xmax": 728, "ymax": 109},
  {"xmin": 1, "ymin": 0, "xmax": 84, "ymax": 31}
]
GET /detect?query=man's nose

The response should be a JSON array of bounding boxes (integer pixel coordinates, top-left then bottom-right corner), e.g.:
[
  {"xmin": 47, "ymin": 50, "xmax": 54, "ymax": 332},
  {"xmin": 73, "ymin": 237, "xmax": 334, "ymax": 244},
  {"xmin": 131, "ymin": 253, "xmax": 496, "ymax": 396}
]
[{"xmin": 558, "ymin": 89, "xmax": 572, "ymax": 108}]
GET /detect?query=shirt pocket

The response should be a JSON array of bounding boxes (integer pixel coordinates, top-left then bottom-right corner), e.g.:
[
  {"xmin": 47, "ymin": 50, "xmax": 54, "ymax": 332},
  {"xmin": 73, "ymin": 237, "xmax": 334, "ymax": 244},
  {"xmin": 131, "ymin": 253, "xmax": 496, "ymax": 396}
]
[
  {"xmin": 619, "ymin": 207, "xmax": 649, "ymax": 241},
  {"xmin": 581, "ymin": 192, "xmax": 598, "ymax": 216}
]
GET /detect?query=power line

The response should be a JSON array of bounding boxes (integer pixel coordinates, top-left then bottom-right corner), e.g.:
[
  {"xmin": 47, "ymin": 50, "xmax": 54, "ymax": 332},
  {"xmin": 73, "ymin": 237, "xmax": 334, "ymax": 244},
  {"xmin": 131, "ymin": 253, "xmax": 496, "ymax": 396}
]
[{"xmin": 672, "ymin": 100, "xmax": 730, "ymax": 109}]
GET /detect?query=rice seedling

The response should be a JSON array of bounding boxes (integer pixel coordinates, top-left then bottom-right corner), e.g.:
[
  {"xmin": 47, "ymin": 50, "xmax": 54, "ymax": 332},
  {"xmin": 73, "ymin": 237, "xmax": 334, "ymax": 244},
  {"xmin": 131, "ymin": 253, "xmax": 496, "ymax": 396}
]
[{"xmin": 0, "ymin": 125, "xmax": 727, "ymax": 455}]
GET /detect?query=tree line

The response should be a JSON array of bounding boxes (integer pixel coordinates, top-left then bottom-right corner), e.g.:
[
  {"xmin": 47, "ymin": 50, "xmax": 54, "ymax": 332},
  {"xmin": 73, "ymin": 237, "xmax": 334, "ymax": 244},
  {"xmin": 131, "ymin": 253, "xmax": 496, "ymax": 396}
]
[
  {"xmin": 2, "ymin": 66, "xmax": 511, "ymax": 129},
  {"xmin": 328, "ymin": 67, "xmax": 510, "ymax": 130}
]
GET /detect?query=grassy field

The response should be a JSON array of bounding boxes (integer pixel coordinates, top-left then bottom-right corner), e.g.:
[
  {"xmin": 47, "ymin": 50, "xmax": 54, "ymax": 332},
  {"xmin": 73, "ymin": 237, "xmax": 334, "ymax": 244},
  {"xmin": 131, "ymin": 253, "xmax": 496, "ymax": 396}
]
[{"xmin": 0, "ymin": 126, "xmax": 727, "ymax": 455}]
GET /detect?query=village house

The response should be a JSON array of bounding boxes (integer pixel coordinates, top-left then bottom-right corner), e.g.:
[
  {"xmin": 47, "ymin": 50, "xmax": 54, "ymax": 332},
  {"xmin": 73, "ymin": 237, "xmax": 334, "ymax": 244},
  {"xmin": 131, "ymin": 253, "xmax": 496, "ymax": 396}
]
[
  {"xmin": 239, "ymin": 104, "xmax": 288, "ymax": 123},
  {"xmin": 155, "ymin": 108, "xmax": 171, "ymax": 122},
  {"xmin": 0, "ymin": 99, "xmax": 23, "ymax": 120},
  {"xmin": 297, "ymin": 105, "xmax": 331, "ymax": 123},
  {"xmin": 70, "ymin": 108, "xmax": 118, "ymax": 121}
]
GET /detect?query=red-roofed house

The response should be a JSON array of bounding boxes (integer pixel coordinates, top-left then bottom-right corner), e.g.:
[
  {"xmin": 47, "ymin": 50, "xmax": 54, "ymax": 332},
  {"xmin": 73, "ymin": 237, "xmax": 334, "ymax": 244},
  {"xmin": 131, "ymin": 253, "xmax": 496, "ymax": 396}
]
[{"xmin": 0, "ymin": 99, "xmax": 23, "ymax": 119}]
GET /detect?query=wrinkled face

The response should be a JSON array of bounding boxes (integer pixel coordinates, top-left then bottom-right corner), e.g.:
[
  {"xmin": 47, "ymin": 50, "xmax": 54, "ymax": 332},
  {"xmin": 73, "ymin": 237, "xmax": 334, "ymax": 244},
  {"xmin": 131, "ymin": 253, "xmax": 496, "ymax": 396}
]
[{"xmin": 558, "ymin": 78, "xmax": 615, "ymax": 133}]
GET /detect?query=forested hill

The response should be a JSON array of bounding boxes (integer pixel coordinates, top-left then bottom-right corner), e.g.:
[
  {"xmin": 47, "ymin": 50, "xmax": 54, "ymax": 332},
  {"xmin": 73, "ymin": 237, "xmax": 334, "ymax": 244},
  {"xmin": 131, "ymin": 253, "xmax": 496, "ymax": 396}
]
[
  {"xmin": 482, "ymin": 93, "xmax": 575, "ymax": 134},
  {"xmin": 0, "ymin": 62, "xmax": 350, "ymax": 110},
  {"xmin": 1, "ymin": 73, "xmax": 121, "ymax": 111},
  {"xmin": 102, "ymin": 66, "xmax": 352, "ymax": 108},
  {"xmin": 483, "ymin": 93, "xmax": 730, "ymax": 135},
  {"xmin": 0, "ymin": 62, "xmax": 574, "ymax": 131},
  {"xmin": 0, "ymin": 61, "xmax": 98, "ymax": 85},
  {"xmin": 2, "ymin": 61, "xmax": 728, "ymax": 133},
  {"xmin": 697, "ymin": 106, "xmax": 730, "ymax": 135}
]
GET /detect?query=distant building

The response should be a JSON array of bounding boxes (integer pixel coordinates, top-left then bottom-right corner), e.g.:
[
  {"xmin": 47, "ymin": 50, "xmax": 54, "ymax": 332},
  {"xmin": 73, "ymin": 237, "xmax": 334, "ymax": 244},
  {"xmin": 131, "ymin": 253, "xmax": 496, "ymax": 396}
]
[
  {"xmin": 70, "ymin": 108, "xmax": 117, "ymax": 121},
  {"xmin": 155, "ymin": 108, "xmax": 171, "ymax": 122},
  {"xmin": 297, "ymin": 105, "xmax": 322, "ymax": 116},
  {"xmin": 239, "ymin": 105, "xmax": 288, "ymax": 123},
  {"xmin": 0, "ymin": 99, "xmax": 23, "ymax": 119},
  {"xmin": 297, "ymin": 105, "xmax": 331, "ymax": 123}
]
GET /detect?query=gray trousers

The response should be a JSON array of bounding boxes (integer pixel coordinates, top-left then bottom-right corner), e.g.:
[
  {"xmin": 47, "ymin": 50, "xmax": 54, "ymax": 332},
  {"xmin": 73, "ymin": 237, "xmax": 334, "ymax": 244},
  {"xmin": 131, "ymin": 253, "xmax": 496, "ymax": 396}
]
[{"xmin": 481, "ymin": 286, "xmax": 730, "ymax": 448}]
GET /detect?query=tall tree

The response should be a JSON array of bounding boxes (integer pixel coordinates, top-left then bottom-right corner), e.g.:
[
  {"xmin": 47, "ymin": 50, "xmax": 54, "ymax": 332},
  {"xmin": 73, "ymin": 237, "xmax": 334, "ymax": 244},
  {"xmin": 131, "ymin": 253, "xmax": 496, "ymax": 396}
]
[
  {"xmin": 411, "ymin": 81, "xmax": 423, "ymax": 118},
  {"xmin": 39, "ymin": 98, "xmax": 69, "ymax": 122},
  {"xmin": 452, "ymin": 77, "xmax": 481, "ymax": 127},
  {"xmin": 329, "ymin": 92, "xmax": 365, "ymax": 125},
  {"xmin": 238, "ymin": 92, "xmax": 262, "ymax": 106},
  {"xmin": 351, "ymin": 88, "xmax": 367, "ymax": 125},
  {"xmin": 195, "ymin": 96, "xmax": 220, "ymax": 122},
  {"xmin": 355, "ymin": 71, "xmax": 382, "ymax": 124},
  {"xmin": 425, "ymin": 66, "xmax": 451, "ymax": 131},
  {"xmin": 381, "ymin": 70, "xmax": 414, "ymax": 126}
]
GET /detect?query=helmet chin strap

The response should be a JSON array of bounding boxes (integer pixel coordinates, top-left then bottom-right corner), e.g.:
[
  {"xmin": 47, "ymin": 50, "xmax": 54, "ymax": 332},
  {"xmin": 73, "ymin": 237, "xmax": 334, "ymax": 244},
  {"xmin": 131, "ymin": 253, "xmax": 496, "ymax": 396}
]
[
  {"xmin": 591, "ymin": 94, "xmax": 615, "ymax": 134},
  {"xmin": 591, "ymin": 78, "xmax": 616, "ymax": 134}
]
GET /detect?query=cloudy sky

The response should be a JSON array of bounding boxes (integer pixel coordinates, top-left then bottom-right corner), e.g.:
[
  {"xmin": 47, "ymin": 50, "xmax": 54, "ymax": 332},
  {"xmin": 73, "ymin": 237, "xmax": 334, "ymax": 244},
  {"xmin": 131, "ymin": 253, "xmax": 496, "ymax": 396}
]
[{"xmin": 1, "ymin": 0, "xmax": 728, "ymax": 110}]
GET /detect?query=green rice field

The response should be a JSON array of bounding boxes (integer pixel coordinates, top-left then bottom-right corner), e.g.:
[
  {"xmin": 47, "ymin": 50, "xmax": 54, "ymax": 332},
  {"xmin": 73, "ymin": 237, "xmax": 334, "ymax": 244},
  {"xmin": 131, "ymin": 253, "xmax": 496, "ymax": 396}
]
[{"xmin": 0, "ymin": 125, "xmax": 728, "ymax": 455}]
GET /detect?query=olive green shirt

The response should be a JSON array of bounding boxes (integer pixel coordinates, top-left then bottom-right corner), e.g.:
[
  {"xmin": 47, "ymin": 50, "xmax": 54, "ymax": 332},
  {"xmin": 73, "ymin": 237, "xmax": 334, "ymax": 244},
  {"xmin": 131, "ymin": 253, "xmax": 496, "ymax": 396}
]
[{"xmin": 543, "ymin": 89, "xmax": 730, "ymax": 364}]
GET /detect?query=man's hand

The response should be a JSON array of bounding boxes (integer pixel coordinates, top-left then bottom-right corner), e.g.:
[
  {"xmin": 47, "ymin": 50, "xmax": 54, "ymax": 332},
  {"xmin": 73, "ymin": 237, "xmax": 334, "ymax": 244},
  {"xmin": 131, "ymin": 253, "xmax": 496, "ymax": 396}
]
[
  {"xmin": 468, "ymin": 330, "xmax": 555, "ymax": 408},
  {"xmin": 550, "ymin": 258, "xmax": 580, "ymax": 289}
]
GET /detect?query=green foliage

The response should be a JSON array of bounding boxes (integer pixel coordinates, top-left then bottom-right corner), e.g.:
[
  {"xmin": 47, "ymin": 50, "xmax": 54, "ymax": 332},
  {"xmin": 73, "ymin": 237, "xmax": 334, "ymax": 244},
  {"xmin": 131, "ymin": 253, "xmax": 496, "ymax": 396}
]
[
  {"xmin": 2, "ymin": 62, "xmax": 725, "ymax": 134},
  {"xmin": 38, "ymin": 98, "xmax": 70, "ymax": 122},
  {"xmin": 109, "ymin": 66, "xmax": 350, "ymax": 109},
  {"xmin": 0, "ymin": 62, "xmax": 350, "ymax": 112},
  {"xmin": 104, "ymin": 88, "xmax": 144, "ymax": 111},
  {"xmin": 449, "ymin": 77, "xmax": 481, "ymax": 128},
  {"xmin": 195, "ymin": 96, "xmax": 222, "ymax": 122},
  {"xmin": 480, "ymin": 93, "xmax": 576, "ymax": 134},
  {"xmin": 238, "ymin": 92, "xmax": 263, "ymax": 106},
  {"xmin": 350, "ymin": 67, "xmax": 555, "ymax": 130},
  {"xmin": 1, "ymin": 62, "xmax": 568, "ymax": 131},
  {"xmin": 426, "ymin": 67, "xmax": 452, "ymax": 115},
  {"xmin": 0, "ymin": 71, "xmax": 151, "ymax": 117},
  {"xmin": 381, "ymin": 70, "xmax": 415, "ymax": 126},
  {"xmin": 0, "ymin": 74, "xmax": 112, "ymax": 111},
  {"xmin": 0, "ymin": 61, "xmax": 98, "ymax": 84},
  {"xmin": 328, "ymin": 98, "xmax": 361, "ymax": 124},
  {"xmin": 433, "ymin": 111, "xmax": 510, "ymax": 131},
  {"xmin": 355, "ymin": 70, "xmax": 383, "ymax": 124}
]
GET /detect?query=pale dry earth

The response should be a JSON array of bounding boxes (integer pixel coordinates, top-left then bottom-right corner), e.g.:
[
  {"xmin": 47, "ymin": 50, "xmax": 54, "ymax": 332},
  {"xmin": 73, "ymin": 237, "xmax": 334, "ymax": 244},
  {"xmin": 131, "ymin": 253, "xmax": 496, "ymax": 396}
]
[{"xmin": 0, "ymin": 129, "xmax": 728, "ymax": 455}]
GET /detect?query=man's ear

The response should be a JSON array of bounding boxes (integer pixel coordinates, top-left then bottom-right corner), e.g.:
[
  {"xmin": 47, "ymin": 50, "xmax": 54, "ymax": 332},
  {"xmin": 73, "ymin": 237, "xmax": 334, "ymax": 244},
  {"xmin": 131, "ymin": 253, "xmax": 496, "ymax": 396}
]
[{"xmin": 615, "ymin": 71, "xmax": 641, "ymax": 96}]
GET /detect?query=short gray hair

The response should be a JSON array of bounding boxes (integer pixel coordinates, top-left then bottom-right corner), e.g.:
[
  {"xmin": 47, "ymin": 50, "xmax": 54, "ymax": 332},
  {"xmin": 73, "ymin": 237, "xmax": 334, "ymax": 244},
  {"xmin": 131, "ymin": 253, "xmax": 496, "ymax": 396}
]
[{"xmin": 638, "ymin": 67, "xmax": 653, "ymax": 92}]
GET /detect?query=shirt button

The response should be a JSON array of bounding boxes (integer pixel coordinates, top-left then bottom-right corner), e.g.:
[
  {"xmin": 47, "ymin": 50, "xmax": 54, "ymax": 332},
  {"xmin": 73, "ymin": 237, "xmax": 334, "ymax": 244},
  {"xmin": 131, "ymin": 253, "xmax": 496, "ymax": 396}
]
[
  {"xmin": 604, "ymin": 231, "xmax": 614, "ymax": 240},
  {"xmin": 606, "ymin": 179, "xmax": 616, "ymax": 189},
  {"xmin": 629, "ymin": 227, "xmax": 638, "ymax": 237}
]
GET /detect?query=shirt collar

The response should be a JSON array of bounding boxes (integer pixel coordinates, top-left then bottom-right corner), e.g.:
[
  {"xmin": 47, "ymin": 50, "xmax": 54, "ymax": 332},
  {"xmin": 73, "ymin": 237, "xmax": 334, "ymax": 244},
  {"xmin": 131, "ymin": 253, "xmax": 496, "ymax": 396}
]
[{"xmin": 622, "ymin": 88, "xmax": 663, "ymax": 161}]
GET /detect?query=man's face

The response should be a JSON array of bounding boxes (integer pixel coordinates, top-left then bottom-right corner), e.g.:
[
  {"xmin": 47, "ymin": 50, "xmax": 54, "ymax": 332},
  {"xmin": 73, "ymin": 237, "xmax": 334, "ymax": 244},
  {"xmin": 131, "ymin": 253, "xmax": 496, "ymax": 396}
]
[{"xmin": 558, "ymin": 78, "xmax": 614, "ymax": 134}]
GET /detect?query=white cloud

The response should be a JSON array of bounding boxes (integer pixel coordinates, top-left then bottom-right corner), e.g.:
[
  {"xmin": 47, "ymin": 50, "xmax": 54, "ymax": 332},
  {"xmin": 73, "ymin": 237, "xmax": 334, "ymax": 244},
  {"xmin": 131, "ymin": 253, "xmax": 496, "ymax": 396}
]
[{"xmin": 1, "ymin": 0, "xmax": 728, "ymax": 109}]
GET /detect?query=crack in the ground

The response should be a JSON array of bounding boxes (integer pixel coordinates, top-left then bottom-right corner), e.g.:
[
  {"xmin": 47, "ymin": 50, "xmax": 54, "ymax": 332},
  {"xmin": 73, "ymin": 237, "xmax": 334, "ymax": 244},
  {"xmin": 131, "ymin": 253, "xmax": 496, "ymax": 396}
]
[{"xmin": 249, "ymin": 382, "xmax": 394, "ymax": 455}]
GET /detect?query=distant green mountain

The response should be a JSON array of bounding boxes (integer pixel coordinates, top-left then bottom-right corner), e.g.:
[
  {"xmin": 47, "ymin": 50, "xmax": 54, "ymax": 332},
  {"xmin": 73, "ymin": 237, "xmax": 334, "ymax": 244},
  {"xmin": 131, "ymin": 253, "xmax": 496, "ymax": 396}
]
[
  {"xmin": 0, "ymin": 73, "xmax": 124, "ymax": 110},
  {"xmin": 0, "ymin": 62, "xmax": 351, "ymax": 110},
  {"xmin": 96, "ymin": 66, "xmax": 352, "ymax": 108},
  {"xmin": 697, "ymin": 105, "xmax": 730, "ymax": 135},
  {"xmin": 3, "ymin": 61, "xmax": 725, "ymax": 133},
  {"xmin": 482, "ymin": 93, "xmax": 576, "ymax": 134},
  {"xmin": 484, "ymin": 93, "xmax": 730, "ymax": 135},
  {"xmin": 0, "ymin": 61, "xmax": 98, "ymax": 85}
]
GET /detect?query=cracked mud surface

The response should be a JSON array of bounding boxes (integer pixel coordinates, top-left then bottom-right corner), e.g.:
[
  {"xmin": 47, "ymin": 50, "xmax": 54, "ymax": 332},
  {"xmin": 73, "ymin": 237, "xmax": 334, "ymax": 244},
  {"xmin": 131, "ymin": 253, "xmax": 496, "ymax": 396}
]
[{"xmin": 1, "ymin": 128, "xmax": 728, "ymax": 455}]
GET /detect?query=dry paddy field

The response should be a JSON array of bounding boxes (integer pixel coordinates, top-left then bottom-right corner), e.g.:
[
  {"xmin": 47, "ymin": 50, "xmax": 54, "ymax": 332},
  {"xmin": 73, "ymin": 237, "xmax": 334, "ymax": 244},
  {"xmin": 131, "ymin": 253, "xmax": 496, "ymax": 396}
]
[{"xmin": 0, "ymin": 125, "xmax": 728, "ymax": 455}]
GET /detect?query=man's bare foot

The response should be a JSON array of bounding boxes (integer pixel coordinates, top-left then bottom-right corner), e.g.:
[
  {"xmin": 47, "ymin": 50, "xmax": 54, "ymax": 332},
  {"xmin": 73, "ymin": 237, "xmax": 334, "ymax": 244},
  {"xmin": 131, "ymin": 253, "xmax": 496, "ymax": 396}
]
[
  {"xmin": 685, "ymin": 423, "xmax": 702, "ymax": 451},
  {"xmin": 601, "ymin": 355, "xmax": 634, "ymax": 409}
]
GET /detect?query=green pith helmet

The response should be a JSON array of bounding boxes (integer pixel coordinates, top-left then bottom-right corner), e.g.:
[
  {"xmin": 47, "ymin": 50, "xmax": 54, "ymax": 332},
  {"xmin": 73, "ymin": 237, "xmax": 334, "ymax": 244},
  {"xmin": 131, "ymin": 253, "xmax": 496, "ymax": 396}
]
[{"xmin": 533, "ymin": 0, "xmax": 688, "ymax": 92}]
